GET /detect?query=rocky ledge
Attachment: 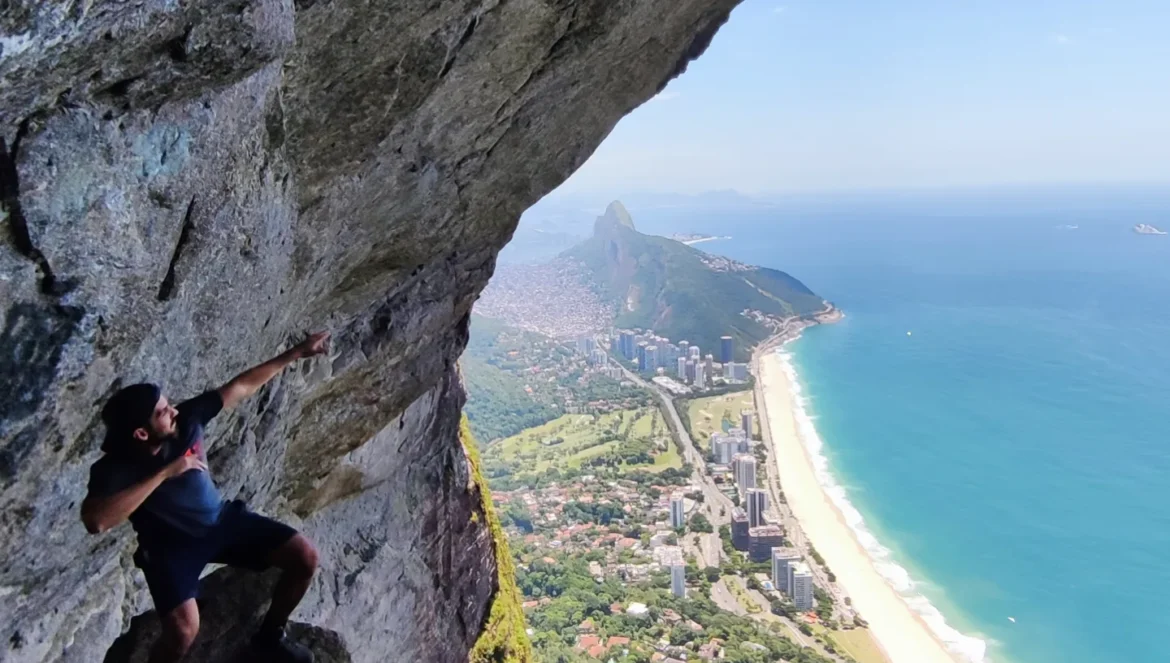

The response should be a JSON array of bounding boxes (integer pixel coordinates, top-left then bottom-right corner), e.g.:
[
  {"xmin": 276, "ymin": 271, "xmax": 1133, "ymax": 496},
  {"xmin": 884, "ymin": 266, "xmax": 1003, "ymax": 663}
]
[
  {"xmin": 102, "ymin": 569, "xmax": 352, "ymax": 663},
  {"xmin": 0, "ymin": 1, "xmax": 738, "ymax": 662}
]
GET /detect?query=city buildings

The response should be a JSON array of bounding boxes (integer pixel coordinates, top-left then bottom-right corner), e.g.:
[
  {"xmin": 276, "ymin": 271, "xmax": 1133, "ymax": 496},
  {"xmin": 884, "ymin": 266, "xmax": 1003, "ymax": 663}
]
[
  {"xmin": 740, "ymin": 410, "xmax": 754, "ymax": 437},
  {"xmin": 589, "ymin": 349, "xmax": 608, "ymax": 367},
  {"xmin": 663, "ymin": 547, "xmax": 687, "ymax": 599},
  {"xmin": 619, "ymin": 331, "xmax": 635, "ymax": 359},
  {"xmin": 652, "ymin": 376, "xmax": 690, "ymax": 396},
  {"xmin": 770, "ymin": 548, "xmax": 802, "ymax": 593},
  {"xmin": 578, "ymin": 336, "xmax": 596, "ymax": 355},
  {"xmin": 789, "ymin": 562, "xmax": 814, "ymax": 611},
  {"xmin": 610, "ymin": 326, "xmax": 751, "ymax": 392},
  {"xmin": 730, "ymin": 508, "xmax": 749, "ymax": 550},
  {"xmin": 725, "ymin": 362, "xmax": 749, "ymax": 382},
  {"xmin": 669, "ymin": 492, "xmax": 685, "ymax": 529},
  {"xmin": 747, "ymin": 525, "xmax": 784, "ymax": 562},
  {"xmin": 670, "ymin": 562, "xmax": 686, "ymax": 599},
  {"xmin": 745, "ymin": 488, "xmax": 768, "ymax": 528},
  {"xmin": 711, "ymin": 434, "xmax": 737, "ymax": 465},
  {"xmin": 732, "ymin": 454, "xmax": 757, "ymax": 492}
]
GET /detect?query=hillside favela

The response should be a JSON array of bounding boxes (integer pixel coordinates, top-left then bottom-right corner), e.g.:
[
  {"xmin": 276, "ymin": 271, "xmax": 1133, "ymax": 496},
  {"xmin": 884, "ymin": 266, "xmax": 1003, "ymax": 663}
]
[{"xmin": 465, "ymin": 202, "xmax": 862, "ymax": 663}]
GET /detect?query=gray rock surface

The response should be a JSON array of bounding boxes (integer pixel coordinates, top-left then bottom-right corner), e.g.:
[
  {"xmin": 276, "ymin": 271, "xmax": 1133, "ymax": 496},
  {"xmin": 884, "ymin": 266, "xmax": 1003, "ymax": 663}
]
[
  {"xmin": 0, "ymin": 1, "xmax": 738, "ymax": 661},
  {"xmin": 102, "ymin": 568, "xmax": 352, "ymax": 663}
]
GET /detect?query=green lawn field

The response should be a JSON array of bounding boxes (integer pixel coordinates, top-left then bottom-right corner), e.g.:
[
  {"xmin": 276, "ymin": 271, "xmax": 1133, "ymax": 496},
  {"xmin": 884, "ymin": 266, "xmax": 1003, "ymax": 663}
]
[
  {"xmin": 686, "ymin": 391, "xmax": 757, "ymax": 452},
  {"xmin": 488, "ymin": 408, "xmax": 682, "ymax": 476}
]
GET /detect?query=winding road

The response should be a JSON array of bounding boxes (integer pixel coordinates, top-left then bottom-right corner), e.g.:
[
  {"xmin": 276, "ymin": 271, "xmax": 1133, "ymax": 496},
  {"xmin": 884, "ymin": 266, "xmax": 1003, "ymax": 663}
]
[{"xmin": 609, "ymin": 359, "xmax": 732, "ymax": 568}]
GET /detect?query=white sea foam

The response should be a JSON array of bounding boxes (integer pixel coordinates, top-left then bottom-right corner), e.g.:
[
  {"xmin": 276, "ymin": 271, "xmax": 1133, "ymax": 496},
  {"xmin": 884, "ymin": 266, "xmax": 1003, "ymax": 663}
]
[{"xmin": 775, "ymin": 344, "xmax": 989, "ymax": 663}]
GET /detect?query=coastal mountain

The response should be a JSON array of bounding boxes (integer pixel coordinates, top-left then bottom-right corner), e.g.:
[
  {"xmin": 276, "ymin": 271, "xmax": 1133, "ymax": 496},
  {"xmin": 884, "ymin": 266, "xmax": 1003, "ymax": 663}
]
[{"xmin": 564, "ymin": 202, "xmax": 828, "ymax": 360}]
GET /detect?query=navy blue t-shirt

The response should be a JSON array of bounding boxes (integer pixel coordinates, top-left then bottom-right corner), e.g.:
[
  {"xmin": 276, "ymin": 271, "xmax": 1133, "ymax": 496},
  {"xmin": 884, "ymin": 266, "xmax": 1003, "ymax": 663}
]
[{"xmin": 88, "ymin": 391, "xmax": 225, "ymax": 543}]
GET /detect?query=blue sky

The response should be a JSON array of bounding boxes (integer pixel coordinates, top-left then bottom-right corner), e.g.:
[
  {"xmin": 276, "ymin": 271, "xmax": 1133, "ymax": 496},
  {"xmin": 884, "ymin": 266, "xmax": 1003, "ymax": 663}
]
[{"xmin": 556, "ymin": 0, "xmax": 1170, "ymax": 194}]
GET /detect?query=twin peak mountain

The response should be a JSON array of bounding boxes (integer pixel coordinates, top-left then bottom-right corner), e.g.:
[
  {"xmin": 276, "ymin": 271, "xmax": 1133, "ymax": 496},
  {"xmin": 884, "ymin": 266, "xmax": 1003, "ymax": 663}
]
[{"xmin": 561, "ymin": 202, "xmax": 828, "ymax": 361}]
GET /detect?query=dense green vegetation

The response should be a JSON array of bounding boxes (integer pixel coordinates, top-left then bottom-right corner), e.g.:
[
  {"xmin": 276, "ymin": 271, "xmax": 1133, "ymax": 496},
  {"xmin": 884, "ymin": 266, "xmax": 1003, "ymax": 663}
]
[
  {"xmin": 690, "ymin": 512, "xmax": 714, "ymax": 533},
  {"xmin": 464, "ymin": 314, "xmax": 652, "ymax": 443},
  {"xmin": 483, "ymin": 409, "xmax": 684, "ymax": 490},
  {"xmin": 463, "ymin": 420, "xmax": 534, "ymax": 663},
  {"xmin": 564, "ymin": 202, "xmax": 825, "ymax": 361},
  {"xmin": 513, "ymin": 551, "xmax": 838, "ymax": 663},
  {"xmin": 463, "ymin": 356, "xmax": 561, "ymax": 444}
]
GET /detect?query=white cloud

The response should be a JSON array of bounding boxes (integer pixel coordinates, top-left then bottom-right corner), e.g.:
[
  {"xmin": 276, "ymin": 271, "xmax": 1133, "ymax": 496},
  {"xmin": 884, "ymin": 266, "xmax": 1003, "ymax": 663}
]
[
  {"xmin": 773, "ymin": 6, "xmax": 787, "ymax": 14},
  {"xmin": 1050, "ymin": 33, "xmax": 1073, "ymax": 45}
]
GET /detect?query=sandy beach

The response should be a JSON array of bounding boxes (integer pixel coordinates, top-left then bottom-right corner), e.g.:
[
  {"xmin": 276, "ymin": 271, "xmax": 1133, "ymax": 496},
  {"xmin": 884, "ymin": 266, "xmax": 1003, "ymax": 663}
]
[{"xmin": 757, "ymin": 351, "xmax": 961, "ymax": 663}]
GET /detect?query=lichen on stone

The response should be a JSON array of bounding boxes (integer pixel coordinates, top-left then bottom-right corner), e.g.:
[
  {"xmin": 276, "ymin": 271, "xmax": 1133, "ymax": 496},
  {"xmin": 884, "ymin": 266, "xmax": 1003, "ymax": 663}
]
[{"xmin": 462, "ymin": 417, "xmax": 532, "ymax": 663}]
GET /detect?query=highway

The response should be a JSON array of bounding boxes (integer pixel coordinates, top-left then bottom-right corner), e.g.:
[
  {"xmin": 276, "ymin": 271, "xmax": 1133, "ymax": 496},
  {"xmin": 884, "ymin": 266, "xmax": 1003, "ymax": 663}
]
[{"xmin": 609, "ymin": 359, "xmax": 733, "ymax": 568}]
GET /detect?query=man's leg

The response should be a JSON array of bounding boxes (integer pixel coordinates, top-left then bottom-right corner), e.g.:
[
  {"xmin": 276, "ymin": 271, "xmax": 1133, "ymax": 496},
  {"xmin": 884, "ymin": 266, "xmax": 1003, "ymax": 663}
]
[
  {"xmin": 213, "ymin": 504, "xmax": 318, "ymax": 662},
  {"xmin": 259, "ymin": 533, "xmax": 319, "ymax": 634},
  {"xmin": 149, "ymin": 599, "xmax": 199, "ymax": 663}
]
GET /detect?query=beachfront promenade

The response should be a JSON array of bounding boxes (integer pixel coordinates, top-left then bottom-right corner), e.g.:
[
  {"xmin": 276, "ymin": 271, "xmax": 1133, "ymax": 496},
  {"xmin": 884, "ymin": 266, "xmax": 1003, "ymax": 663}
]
[
  {"xmin": 752, "ymin": 328, "xmax": 961, "ymax": 663},
  {"xmin": 750, "ymin": 332, "xmax": 849, "ymax": 609}
]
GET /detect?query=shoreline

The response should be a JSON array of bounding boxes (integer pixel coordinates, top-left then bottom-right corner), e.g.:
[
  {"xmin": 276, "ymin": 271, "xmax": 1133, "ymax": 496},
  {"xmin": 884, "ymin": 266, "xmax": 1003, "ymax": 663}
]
[{"xmin": 752, "ymin": 313, "xmax": 972, "ymax": 663}]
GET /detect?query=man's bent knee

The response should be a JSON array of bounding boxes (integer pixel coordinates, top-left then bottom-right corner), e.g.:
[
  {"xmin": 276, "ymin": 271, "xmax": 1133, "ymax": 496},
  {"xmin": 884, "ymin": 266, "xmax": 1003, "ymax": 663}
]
[
  {"xmin": 159, "ymin": 600, "xmax": 200, "ymax": 657},
  {"xmin": 273, "ymin": 534, "xmax": 318, "ymax": 578}
]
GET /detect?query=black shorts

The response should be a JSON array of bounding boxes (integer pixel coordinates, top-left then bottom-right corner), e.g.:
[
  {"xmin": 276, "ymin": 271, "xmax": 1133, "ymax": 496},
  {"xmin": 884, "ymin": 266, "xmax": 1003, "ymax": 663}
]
[{"xmin": 134, "ymin": 501, "xmax": 297, "ymax": 615}]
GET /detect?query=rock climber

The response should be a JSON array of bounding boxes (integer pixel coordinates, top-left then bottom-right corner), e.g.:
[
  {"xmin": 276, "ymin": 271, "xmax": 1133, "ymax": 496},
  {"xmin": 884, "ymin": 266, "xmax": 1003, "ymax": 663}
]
[{"xmin": 81, "ymin": 332, "xmax": 331, "ymax": 663}]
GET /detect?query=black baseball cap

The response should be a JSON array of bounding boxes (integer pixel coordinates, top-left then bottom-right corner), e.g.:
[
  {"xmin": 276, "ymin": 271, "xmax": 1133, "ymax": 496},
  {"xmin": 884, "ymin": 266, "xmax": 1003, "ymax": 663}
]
[{"xmin": 101, "ymin": 383, "xmax": 161, "ymax": 453}]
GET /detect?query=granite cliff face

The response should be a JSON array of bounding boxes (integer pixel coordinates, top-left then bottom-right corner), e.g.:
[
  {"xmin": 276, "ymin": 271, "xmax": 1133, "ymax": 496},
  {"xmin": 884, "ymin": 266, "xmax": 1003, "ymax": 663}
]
[{"xmin": 0, "ymin": 1, "xmax": 739, "ymax": 661}]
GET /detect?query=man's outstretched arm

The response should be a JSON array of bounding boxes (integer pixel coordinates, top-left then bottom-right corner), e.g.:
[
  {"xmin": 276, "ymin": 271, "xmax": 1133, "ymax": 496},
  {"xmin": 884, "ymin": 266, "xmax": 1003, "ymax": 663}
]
[{"xmin": 218, "ymin": 332, "xmax": 330, "ymax": 410}]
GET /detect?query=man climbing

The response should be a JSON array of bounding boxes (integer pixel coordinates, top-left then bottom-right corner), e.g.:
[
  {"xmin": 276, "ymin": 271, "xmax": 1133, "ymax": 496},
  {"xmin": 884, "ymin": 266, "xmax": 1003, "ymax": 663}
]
[{"xmin": 81, "ymin": 332, "xmax": 331, "ymax": 663}]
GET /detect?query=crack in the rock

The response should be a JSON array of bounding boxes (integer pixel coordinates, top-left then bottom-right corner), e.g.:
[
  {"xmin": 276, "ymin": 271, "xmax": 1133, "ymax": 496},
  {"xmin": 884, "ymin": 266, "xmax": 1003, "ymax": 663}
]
[
  {"xmin": 157, "ymin": 196, "xmax": 197, "ymax": 301},
  {"xmin": 1, "ymin": 119, "xmax": 71, "ymax": 297},
  {"xmin": 439, "ymin": 15, "xmax": 479, "ymax": 79}
]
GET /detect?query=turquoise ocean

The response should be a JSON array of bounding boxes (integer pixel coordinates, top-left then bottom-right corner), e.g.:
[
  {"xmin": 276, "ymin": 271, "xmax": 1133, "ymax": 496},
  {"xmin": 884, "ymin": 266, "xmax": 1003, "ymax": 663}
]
[{"xmin": 630, "ymin": 187, "xmax": 1170, "ymax": 663}]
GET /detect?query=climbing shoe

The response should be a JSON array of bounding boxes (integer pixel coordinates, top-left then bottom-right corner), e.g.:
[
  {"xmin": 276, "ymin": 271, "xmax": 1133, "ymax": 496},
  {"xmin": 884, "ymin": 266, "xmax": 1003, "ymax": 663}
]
[{"xmin": 251, "ymin": 626, "xmax": 315, "ymax": 663}]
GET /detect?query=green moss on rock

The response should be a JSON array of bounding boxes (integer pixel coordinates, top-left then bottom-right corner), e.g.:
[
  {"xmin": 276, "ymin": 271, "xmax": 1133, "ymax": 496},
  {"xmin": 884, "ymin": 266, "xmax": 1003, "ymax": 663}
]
[{"xmin": 462, "ymin": 418, "xmax": 533, "ymax": 663}]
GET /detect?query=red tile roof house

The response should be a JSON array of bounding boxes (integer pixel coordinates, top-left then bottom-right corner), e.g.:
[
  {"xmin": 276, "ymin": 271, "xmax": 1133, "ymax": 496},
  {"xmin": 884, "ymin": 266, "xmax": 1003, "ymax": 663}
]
[
  {"xmin": 607, "ymin": 636, "xmax": 631, "ymax": 649},
  {"xmin": 575, "ymin": 634, "xmax": 601, "ymax": 651}
]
